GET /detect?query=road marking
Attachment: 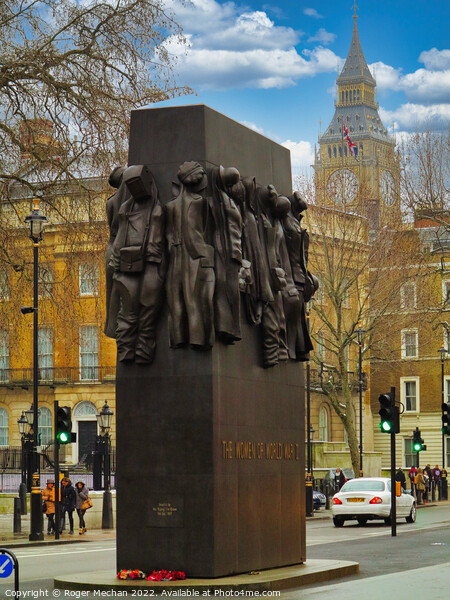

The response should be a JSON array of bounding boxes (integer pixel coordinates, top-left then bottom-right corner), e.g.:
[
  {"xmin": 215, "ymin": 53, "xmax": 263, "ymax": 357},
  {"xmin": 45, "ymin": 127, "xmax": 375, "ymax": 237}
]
[{"xmin": 14, "ymin": 547, "xmax": 114, "ymax": 559}]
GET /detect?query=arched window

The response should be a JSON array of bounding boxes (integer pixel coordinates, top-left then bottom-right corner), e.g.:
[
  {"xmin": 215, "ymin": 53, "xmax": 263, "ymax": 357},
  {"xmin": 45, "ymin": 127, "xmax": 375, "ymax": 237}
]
[
  {"xmin": 73, "ymin": 401, "xmax": 97, "ymax": 418},
  {"xmin": 333, "ymin": 146, "xmax": 337, "ymax": 158},
  {"xmin": 0, "ymin": 407, "xmax": 8, "ymax": 446},
  {"xmin": 357, "ymin": 89, "xmax": 360, "ymax": 102},
  {"xmin": 345, "ymin": 90, "xmax": 348, "ymax": 103},
  {"xmin": 328, "ymin": 146, "xmax": 332, "ymax": 158},
  {"xmin": 339, "ymin": 146, "xmax": 342, "ymax": 157},
  {"xmin": 39, "ymin": 407, "xmax": 52, "ymax": 446},
  {"xmin": 318, "ymin": 407, "xmax": 328, "ymax": 441}
]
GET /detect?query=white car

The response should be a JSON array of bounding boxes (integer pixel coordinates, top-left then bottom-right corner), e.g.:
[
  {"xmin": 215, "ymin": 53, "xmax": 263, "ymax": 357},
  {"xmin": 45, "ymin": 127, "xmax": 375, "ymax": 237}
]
[{"xmin": 331, "ymin": 477, "xmax": 416, "ymax": 527}]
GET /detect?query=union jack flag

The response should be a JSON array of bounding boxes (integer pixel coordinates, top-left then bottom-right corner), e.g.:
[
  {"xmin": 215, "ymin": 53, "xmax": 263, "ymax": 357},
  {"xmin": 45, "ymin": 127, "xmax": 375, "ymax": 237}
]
[{"xmin": 342, "ymin": 120, "xmax": 358, "ymax": 160}]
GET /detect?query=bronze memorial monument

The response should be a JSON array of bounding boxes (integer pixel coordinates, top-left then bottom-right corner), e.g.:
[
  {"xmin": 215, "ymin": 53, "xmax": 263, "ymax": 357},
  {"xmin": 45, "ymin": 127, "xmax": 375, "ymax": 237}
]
[{"xmin": 109, "ymin": 105, "xmax": 317, "ymax": 577}]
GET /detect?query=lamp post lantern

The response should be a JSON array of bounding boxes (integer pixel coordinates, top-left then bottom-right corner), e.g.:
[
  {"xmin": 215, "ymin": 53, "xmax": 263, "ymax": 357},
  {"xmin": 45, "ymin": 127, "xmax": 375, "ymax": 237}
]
[
  {"xmin": 23, "ymin": 197, "xmax": 47, "ymax": 541},
  {"xmin": 357, "ymin": 321, "xmax": 366, "ymax": 477}
]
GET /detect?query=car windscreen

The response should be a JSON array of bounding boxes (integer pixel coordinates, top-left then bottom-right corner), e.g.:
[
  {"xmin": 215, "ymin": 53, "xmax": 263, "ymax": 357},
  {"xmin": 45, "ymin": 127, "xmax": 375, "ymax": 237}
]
[{"xmin": 340, "ymin": 480, "xmax": 385, "ymax": 492}]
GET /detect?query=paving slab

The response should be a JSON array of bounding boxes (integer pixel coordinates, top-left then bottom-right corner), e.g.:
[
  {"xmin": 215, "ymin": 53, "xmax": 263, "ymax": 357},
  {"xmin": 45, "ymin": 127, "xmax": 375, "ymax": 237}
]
[{"xmin": 54, "ymin": 560, "xmax": 359, "ymax": 593}]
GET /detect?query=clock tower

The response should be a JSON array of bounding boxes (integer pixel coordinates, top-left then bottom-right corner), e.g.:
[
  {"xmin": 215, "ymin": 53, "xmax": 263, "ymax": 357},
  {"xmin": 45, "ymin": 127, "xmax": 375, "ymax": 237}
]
[{"xmin": 314, "ymin": 10, "xmax": 401, "ymax": 229}]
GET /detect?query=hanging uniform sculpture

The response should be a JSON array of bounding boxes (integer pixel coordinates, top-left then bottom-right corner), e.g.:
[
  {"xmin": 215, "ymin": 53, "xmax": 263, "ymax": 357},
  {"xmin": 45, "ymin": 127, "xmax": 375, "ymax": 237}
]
[{"xmin": 105, "ymin": 163, "xmax": 318, "ymax": 367}]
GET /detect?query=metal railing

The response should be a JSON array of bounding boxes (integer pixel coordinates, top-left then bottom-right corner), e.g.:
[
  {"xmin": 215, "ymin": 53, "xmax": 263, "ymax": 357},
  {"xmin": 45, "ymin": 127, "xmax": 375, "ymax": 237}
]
[{"xmin": 0, "ymin": 366, "xmax": 116, "ymax": 387}]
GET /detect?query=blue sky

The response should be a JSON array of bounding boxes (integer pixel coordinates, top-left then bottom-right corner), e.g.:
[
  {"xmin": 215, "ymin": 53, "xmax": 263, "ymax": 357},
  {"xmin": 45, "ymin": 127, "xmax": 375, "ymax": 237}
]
[{"xmin": 158, "ymin": 0, "xmax": 450, "ymax": 173}]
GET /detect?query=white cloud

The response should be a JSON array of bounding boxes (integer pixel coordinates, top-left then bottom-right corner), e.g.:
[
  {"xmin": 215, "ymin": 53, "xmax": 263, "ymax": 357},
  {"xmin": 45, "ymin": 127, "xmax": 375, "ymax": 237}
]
[
  {"xmin": 165, "ymin": 35, "xmax": 341, "ymax": 90},
  {"xmin": 369, "ymin": 61, "xmax": 402, "ymax": 90},
  {"xmin": 308, "ymin": 28, "xmax": 336, "ymax": 45},
  {"xmin": 304, "ymin": 8, "xmax": 323, "ymax": 18},
  {"xmin": 399, "ymin": 69, "xmax": 450, "ymax": 104},
  {"xmin": 370, "ymin": 58, "xmax": 450, "ymax": 104},
  {"xmin": 419, "ymin": 48, "xmax": 450, "ymax": 70},
  {"xmin": 160, "ymin": 0, "xmax": 344, "ymax": 90},
  {"xmin": 379, "ymin": 103, "xmax": 450, "ymax": 131},
  {"xmin": 282, "ymin": 139, "xmax": 315, "ymax": 168}
]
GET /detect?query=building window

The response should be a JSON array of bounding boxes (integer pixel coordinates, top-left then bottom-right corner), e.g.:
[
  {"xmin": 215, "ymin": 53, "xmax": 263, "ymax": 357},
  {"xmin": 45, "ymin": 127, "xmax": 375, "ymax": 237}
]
[
  {"xmin": 333, "ymin": 146, "xmax": 337, "ymax": 158},
  {"xmin": 316, "ymin": 332, "xmax": 325, "ymax": 362},
  {"xmin": 443, "ymin": 281, "xmax": 450, "ymax": 307},
  {"xmin": 0, "ymin": 408, "xmax": 8, "ymax": 446},
  {"xmin": 38, "ymin": 266, "xmax": 53, "ymax": 298},
  {"xmin": 318, "ymin": 406, "xmax": 328, "ymax": 441},
  {"xmin": 79, "ymin": 263, "xmax": 99, "ymax": 296},
  {"xmin": 38, "ymin": 328, "xmax": 53, "ymax": 382},
  {"xmin": 401, "ymin": 330, "xmax": 418, "ymax": 359},
  {"xmin": 400, "ymin": 282, "xmax": 417, "ymax": 310},
  {"xmin": 401, "ymin": 377, "xmax": 419, "ymax": 412},
  {"xmin": 445, "ymin": 377, "xmax": 450, "ymax": 404},
  {"xmin": 404, "ymin": 439, "xmax": 416, "ymax": 468},
  {"xmin": 38, "ymin": 407, "xmax": 52, "ymax": 446},
  {"xmin": 0, "ymin": 331, "xmax": 9, "ymax": 383},
  {"xmin": 328, "ymin": 146, "xmax": 331, "ymax": 158},
  {"xmin": 79, "ymin": 326, "xmax": 98, "ymax": 381},
  {"xmin": 0, "ymin": 270, "xmax": 9, "ymax": 300}
]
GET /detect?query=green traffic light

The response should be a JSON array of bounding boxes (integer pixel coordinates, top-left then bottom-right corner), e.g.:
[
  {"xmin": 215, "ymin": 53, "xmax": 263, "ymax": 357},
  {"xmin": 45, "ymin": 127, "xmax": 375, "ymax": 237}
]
[
  {"xmin": 381, "ymin": 421, "xmax": 392, "ymax": 432},
  {"xmin": 413, "ymin": 442, "xmax": 422, "ymax": 452},
  {"xmin": 57, "ymin": 431, "xmax": 69, "ymax": 443}
]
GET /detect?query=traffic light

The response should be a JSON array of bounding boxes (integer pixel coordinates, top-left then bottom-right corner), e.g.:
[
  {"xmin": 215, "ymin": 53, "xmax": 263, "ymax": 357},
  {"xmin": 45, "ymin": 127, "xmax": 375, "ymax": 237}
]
[
  {"xmin": 412, "ymin": 427, "xmax": 426, "ymax": 452},
  {"xmin": 442, "ymin": 402, "xmax": 450, "ymax": 435},
  {"xmin": 56, "ymin": 406, "xmax": 74, "ymax": 444},
  {"xmin": 378, "ymin": 393, "xmax": 400, "ymax": 434}
]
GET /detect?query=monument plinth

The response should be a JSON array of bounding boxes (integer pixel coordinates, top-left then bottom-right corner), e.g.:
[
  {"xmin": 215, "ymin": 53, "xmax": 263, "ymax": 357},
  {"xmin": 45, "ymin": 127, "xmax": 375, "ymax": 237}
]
[{"xmin": 116, "ymin": 105, "xmax": 306, "ymax": 577}]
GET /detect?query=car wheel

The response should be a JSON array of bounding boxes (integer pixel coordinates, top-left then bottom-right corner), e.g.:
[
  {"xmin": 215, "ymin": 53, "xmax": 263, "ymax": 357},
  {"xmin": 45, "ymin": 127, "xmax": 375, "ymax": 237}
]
[
  {"xmin": 357, "ymin": 517, "xmax": 368, "ymax": 526},
  {"xmin": 406, "ymin": 504, "xmax": 416, "ymax": 523},
  {"xmin": 333, "ymin": 516, "xmax": 344, "ymax": 527},
  {"xmin": 384, "ymin": 514, "xmax": 392, "ymax": 526}
]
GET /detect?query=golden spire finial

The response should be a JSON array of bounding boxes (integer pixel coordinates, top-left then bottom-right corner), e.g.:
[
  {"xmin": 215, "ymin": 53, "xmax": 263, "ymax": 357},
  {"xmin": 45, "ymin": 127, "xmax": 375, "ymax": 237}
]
[{"xmin": 352, "ymin": 1, "xmax": 359, "ymax": 21}]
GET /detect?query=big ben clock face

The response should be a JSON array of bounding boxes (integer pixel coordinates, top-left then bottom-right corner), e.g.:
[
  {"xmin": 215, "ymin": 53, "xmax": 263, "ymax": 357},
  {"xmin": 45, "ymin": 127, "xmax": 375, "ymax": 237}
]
[
  {"xmin": 380, "ymin": 170, "xmax": 395, "ymax": 206},
  {"xmin": 327, "ymin": 169, "xmax": 358, "ymax": 204}
]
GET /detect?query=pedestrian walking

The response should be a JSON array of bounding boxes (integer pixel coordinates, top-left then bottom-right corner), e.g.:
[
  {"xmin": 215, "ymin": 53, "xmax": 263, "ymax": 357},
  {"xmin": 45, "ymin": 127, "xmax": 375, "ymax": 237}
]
[
  {"xmin": 395, "ymin": 468, "xmax": 406, "ymax": 492},
  {"xmin": 423, "ymin": 468, "xmax": 431, "ymax": 504},
  {"xmin": 60, "ymin": 477, "xmax": 76, "ymax": 534},
  {"xmin": 431, "ymin": 465, "xmax": 442, "ymax": 500},
  {"xmin": 75, "ymin": 480, "xmax": 90, "ymax": 535},
  {"xmin": 334, "ymin": 468, "xmax": 346, "ymax": 493},
  {"xmin": 42, "ymin": 479, "xmax": 57, "ymax": 534},
  {"xmin": 408, "ymin": 466, "xmax": 417, "ymax": 496},
  {"xmin": 442, "ymin": 468, "xmax": 448, "ymax": 500},
  {"xmin": 416, "ymin": 468, "xmax": 425, "ymax": 505}
]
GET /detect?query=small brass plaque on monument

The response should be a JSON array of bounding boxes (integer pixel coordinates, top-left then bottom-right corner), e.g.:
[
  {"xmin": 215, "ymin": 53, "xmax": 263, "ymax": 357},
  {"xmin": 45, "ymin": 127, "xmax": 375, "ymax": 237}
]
[{"xmin": 147, "ymin": 496, "xmax": 184, "ymax": 527}]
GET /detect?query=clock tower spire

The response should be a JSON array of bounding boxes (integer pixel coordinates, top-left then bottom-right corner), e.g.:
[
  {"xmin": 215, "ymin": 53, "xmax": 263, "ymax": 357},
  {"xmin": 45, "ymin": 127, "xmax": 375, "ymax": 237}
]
[{"xmin": 314, "ymin": 9, "xmax": 400, "ymax": 229}]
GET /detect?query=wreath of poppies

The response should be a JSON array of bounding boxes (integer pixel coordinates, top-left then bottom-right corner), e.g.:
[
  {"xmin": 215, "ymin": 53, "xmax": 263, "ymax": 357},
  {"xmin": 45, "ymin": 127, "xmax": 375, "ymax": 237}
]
[{"xmin": 117, "ymin": 569, "xmax": 186, "ymax": 581}]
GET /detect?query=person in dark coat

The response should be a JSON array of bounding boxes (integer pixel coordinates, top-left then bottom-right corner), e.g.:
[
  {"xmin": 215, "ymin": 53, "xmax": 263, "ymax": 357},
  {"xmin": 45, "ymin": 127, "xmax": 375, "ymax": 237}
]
[
  {"xmin": 395, "ymin": 468, "xmax": 406, "ymax": 491},
  {"xmin": 60, "ymin": 477, "xmax": 76, "ymax": 534},
  {"xmin": 75, "ymin": 480, "xmax": 90, "ymax": 535},
  {"xmin": 334, "ymin": 468, "xmax": 346, "ymax": 493}
]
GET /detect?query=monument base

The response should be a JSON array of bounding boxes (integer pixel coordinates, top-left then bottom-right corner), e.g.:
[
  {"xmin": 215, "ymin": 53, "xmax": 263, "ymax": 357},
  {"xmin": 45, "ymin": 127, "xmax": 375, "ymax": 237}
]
[{"xmin": 54, "ymin": 560, "xmax": 360, "ymax": 593}]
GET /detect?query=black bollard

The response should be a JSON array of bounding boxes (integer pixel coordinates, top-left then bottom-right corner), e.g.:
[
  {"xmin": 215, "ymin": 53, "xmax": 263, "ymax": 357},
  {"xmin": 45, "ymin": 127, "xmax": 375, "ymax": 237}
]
[
  {"xmin": 102, "ymin": 488, "xmax": 114, "ymax": 529},
  {"xmin": 18, "ymin": 483, "xmax": 27, "ymax": 515},
  {"xmin": 13, "ymin": 498, "xmax": 21, "ymax": 533},
  {"xmin": 325, "ymin": 482, "xmax": 330, "ymax": 510},
  {"xmin": 29, "ymin": 491, "xmax": 44, "ymax": 541}
]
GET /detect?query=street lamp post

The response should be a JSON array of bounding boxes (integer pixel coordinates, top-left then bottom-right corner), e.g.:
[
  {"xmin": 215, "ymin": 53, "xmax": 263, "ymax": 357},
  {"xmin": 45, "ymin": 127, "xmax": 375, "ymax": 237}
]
[
  {"xmin": 357, "ymin": 322, "xmax": 366, "ymax": 477},
  {"xmin": 23, "ymin": 197, "xmax": 47, "ymax": 541},
  {"xmin": 96, "ymin": 401, "xmax": 113, "ymax": 490},
  {"xmin": 95, "ymin": 401, "xmax": 114, "ymax": 529}
]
